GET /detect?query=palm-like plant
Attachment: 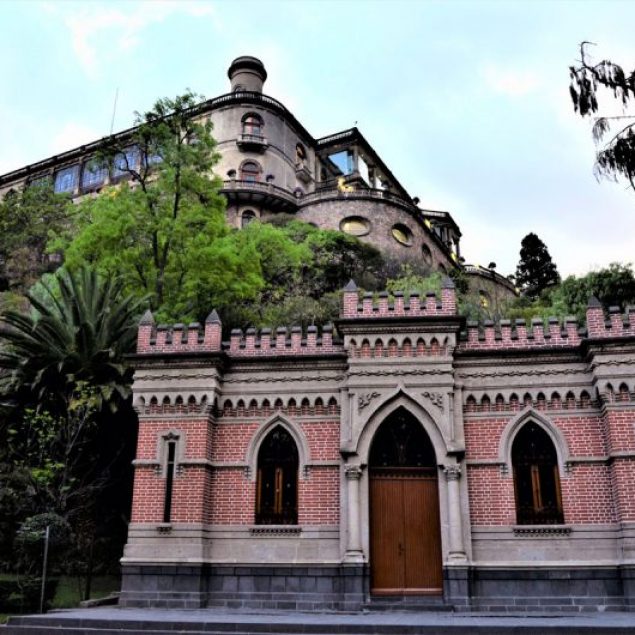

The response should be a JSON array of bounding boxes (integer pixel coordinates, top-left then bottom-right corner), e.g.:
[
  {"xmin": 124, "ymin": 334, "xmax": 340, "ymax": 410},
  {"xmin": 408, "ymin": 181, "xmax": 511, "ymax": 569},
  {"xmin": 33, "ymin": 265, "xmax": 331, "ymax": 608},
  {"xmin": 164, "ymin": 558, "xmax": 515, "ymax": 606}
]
[{"xmin": 0, "ymin": 266, "xmax": 146, "ymax": 414}]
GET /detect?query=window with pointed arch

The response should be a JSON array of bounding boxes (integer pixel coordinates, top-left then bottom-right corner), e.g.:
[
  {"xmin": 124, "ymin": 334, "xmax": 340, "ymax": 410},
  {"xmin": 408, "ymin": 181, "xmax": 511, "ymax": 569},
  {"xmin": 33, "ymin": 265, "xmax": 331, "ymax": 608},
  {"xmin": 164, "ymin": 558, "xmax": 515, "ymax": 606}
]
[
  {"xmin": 242, "ymin": 113, "xmax": 263, "ymax": 137},
  {"xmin": 240, "ymin": 161, "xmax": 261, "ymax": 183},
  {"xmin": 255, "ymin": 426, "xmax": 299, "ymax": 525},
  {"xmin": 512, "ymin": 422, "xmax": 564, "ymax": 525}
]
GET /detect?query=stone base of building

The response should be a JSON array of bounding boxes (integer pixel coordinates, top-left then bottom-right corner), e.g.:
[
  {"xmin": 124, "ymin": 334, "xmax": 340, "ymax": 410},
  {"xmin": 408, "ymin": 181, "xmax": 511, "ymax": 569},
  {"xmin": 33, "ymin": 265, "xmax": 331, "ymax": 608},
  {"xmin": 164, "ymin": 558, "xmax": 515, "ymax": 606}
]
[
  {"xmin": 120, "ymin": 563, "xmax": 635, "ymax": 612},
  {"xmin": 120, "ymin": 563, "xmax": 367, "ymax": 610},
  {"xmin": 467, "ymin": 566, "xmax": 632, "ymax": 612}
]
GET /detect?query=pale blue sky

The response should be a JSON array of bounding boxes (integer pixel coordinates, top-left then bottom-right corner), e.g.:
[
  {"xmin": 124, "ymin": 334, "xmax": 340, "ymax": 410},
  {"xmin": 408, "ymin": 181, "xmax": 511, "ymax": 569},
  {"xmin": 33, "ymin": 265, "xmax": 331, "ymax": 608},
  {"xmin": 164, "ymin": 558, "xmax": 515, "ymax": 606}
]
[{"xmin": 1, "ymin": 0, "xmax": 634, "ymax": 277}]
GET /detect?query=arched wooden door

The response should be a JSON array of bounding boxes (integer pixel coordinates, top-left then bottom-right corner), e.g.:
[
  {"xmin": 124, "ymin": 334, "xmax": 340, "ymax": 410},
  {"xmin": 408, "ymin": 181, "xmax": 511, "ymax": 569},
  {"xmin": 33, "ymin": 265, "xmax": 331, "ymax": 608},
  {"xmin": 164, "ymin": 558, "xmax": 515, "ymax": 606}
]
[{"xmin": 369, "ymin": 408, "xmax": 442, "ymax": 595}]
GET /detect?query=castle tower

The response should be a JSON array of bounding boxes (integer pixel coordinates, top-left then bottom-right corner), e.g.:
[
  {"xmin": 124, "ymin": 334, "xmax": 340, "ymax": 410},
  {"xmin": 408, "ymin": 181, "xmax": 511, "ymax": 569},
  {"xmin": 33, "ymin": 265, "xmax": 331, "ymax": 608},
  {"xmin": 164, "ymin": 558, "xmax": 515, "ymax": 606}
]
[{"xmin": 227, "ymin": 55, "xmax": 267, "ymax": 93}]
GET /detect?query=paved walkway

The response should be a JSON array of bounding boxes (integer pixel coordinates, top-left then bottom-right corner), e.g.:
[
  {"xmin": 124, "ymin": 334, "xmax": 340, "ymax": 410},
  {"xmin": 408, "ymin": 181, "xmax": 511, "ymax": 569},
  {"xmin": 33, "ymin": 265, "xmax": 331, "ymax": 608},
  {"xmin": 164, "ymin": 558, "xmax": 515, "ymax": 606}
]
[{"xmin": 4, "ymin": 606, "xmax": 635, "ymax": 633}]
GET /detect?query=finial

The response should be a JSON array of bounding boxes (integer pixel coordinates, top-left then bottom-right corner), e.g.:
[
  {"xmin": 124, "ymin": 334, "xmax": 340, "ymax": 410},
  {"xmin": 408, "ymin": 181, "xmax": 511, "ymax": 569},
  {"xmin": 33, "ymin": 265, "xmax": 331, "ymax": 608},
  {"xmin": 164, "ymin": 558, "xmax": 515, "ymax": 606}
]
[
  {"xmin": 206, "ymin": 309, "xmax": 221, "ymax": 323},
  {"xmin": 587, "ymin": 296, "xmax": 602, "ymax": 308},
  {"xmin": 139, "ymin": 309, "xmax": 154, "ymax": 325},
  {"xmin": 343, "ymin": 279, "xmax": 357, "ymax": 291}
]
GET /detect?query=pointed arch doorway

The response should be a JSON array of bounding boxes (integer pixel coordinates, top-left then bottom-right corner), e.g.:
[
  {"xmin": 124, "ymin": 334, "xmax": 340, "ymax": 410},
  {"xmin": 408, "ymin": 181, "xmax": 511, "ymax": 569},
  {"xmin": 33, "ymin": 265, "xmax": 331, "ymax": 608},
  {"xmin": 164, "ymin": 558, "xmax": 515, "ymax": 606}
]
[{"xmin": 369, "ymin": 407, "xmax": 442, "ymax": 594}]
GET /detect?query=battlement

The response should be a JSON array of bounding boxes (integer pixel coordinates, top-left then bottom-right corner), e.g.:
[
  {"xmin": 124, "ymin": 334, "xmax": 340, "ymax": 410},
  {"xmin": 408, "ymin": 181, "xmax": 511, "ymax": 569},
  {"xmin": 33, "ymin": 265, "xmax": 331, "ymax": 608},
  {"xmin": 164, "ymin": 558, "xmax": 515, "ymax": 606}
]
[
  {"xmin": 460, "ymin": 301, "xmax": 635, "ymax": 351},
  {"xmin": 136, "ymin": 310, "xmax": 341, "ymax": 357},
  {"xmin": 340, "ymin": 278, "xmax": 457, "ymax": 319}
]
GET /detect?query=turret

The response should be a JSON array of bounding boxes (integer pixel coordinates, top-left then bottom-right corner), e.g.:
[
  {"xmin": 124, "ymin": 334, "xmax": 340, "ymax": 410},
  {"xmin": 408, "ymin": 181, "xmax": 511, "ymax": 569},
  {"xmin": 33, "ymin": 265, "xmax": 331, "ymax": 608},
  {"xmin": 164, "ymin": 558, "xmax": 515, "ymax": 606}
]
[{"xmin": 227, "ymin": 56, "xmax": 267, "ymax": 93}]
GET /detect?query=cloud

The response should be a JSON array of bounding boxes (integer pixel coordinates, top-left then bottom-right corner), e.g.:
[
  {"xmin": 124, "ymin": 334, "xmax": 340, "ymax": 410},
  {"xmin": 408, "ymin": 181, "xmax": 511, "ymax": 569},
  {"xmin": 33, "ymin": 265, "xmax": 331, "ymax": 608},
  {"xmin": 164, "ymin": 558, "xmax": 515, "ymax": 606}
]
[
  {"xmin": 482, "ymin": 64, "xmax": 540, "ymax": 97},
  {"xmin": 49, "ymin": 122, "xmax": 105, "ymax": 156},
  {"xmin": 50, "ymin": 1, "xmax": 216, "ymax": 79}
]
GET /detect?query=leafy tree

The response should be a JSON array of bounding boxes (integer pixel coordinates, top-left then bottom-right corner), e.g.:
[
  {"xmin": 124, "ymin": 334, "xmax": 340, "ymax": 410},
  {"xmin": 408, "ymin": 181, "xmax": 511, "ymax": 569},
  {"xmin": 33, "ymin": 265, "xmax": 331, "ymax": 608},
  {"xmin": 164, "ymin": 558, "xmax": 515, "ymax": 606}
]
[
  {"xmin": 0, "ymin": 266, "xmax": 144, "ymax": 414},
  {"xmin": 52, "ymin": 92, "xmax": 263, "ymax": 322},
  {"xmin": 515, "ymin": 232, "xmax": 560, "ymax": 298},
  {"xmin": 569, "ymin": 42, "xmax": 635, "ymax": 190},
  {"xmin": 551, "ymin": 262, "xmax": 635, "ymax": 320},
  {"xmin": 0, "ymin": 184, "xmax": 71, "ymax": 295}
]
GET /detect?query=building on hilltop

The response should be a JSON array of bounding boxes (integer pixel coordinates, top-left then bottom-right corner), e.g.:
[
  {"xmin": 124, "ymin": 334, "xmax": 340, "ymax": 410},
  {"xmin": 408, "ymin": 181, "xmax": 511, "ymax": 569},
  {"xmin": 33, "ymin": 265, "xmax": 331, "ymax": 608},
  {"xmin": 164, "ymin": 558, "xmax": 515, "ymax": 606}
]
[
  {"xmin": 3, "ymin": 56, "xmax": 635, "ymax": 612},
  {"xmin": 123, "ymin": 280, "xmax": 635, "ymax": 611},
  {"xmin": 0, "ymin": 55, "xmax": 515, "ymax": 302}
]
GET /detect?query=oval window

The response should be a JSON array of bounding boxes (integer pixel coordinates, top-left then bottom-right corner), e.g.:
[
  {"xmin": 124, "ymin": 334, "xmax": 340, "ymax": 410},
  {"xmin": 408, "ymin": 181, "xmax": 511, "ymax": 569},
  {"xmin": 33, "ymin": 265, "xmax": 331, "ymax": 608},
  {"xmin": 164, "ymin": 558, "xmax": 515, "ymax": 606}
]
[
  {"xmin": 340, "ymin": 216, "xmax": 370, "ymax": 236},
  {"xmin": 391, "ymin": 223, "xmax": 413, "ymax": 246},
  {"xmin": 421, "ymin": 244, "xmax": 433, "ymax": 266}
]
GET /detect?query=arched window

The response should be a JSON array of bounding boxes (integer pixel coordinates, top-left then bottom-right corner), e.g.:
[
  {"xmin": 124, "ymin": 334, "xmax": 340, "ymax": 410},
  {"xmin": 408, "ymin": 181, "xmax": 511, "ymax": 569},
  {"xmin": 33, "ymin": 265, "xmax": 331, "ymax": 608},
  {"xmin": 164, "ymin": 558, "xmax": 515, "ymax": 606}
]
[
  {"xmin": 255, "ymin": 426, "xmax": 299, "ymax": 525},
  {"xmin": 240, "ymin": 161, "xmax": 261, "ymax": 183},
  {"xmin": 512, "ymin": 422, "xmax": 563, "ymax": 525},
  {"xmin": 241, "ymin": 210, "xmax": 256, "ymax": 227},
  {"xmin": 242, "ymin": 113, "xmax": 263, "ymax": 137}
]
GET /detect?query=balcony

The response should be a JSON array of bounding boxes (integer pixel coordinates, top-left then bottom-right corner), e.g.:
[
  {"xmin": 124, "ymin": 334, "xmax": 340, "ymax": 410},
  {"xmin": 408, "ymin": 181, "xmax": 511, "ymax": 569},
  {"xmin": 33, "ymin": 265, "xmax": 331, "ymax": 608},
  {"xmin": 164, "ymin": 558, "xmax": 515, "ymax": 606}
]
[
  {"xmin": 221, "ymin": 179, "xmax": 299, "ymax": 212},
  {"xmin": 236, "ymin": 133, "xmax": 268, "ymax": 153},
  {"xmin": 295, "ymin": 161, "xmax": 312, "ymax": 184}
]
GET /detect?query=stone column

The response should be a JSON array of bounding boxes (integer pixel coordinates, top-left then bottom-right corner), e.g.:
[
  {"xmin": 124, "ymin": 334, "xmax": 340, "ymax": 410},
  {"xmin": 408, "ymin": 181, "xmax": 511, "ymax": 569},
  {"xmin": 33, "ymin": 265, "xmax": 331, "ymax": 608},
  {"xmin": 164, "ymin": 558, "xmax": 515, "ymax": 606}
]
[
  {"xmin": 343, "ymin": 464, "xmax": 364, "ymax": 562},
  {"xmin": 444, "ymin": 464, "xmax": 467, "ymax": 562}
]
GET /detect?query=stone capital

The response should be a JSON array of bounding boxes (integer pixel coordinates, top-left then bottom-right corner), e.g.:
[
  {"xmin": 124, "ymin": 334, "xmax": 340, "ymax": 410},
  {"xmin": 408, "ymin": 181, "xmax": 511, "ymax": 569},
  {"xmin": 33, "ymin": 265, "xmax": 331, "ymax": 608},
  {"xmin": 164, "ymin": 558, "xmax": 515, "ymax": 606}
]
[
  {"xmin": 344, "ymin": 464, "xmax": 363, "ymax": 480},
  {"xmin": 443, "ymin": 464, "xmax": 462, "ymax": 481}
]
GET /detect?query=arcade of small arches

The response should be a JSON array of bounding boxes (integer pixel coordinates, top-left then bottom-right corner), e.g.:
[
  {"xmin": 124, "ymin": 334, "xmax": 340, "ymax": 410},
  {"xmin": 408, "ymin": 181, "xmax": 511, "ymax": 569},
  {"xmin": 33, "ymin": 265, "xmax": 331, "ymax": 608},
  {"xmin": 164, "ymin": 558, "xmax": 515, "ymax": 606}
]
[
  {"xmin": 464, "ymin": 383, "xmax": 633, "ymax": 413},
  {"xmin": 348, "ymin": 335, "xmax": 451, "ymax": 358}
]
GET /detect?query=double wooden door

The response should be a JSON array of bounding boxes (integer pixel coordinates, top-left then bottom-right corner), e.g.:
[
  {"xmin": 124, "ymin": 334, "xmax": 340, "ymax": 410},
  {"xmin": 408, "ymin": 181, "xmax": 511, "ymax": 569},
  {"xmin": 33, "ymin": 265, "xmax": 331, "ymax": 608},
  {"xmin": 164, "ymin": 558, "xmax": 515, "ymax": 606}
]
[{"xmin": 369, "ymin": 469, "xmax": 442, "ymax": 594}]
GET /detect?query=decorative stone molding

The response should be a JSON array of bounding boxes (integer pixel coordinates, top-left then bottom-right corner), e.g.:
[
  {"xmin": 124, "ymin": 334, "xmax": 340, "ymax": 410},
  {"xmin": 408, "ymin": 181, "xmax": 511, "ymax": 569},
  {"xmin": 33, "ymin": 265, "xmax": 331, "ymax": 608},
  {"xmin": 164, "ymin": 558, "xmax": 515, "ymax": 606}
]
[
  {"xmin": 422, "ymin": 390, "xmax": 444, "ymax": 411},
  {"xmin": 344, "ymin": 464, "xmax": 363, "ymax": 480},
  {"xmin": 513, "ymin": 525, "xmax": 572, "ymax": 537},
  {"xmin": 443, "ymin": 464, "xmax": 462, "ymax": 481},
  {"xmin": 358, "ymin": 391, "xmax": 380, "ymax": 411},
  {"xmin": 249, "ymin": 526, "xmax": 302, "ymax": 536}
]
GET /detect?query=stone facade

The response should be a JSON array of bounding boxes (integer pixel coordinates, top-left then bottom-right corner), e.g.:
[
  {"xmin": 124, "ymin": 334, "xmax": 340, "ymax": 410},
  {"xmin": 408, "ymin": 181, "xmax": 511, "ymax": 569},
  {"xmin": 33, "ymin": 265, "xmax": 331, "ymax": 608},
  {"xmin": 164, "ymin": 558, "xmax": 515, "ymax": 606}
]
[{"xmin": 121, "ymin": 283, "xmax": 635, "ymax": 611}]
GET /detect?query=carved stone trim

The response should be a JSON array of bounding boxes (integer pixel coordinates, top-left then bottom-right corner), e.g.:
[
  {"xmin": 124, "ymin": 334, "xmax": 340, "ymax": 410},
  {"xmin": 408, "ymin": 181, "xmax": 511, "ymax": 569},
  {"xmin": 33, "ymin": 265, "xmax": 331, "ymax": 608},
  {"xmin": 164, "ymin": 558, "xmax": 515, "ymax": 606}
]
[
  {"xmin": 513, "ymin": 525, "xmax": 572, "ymax": 537},
  {"xmin": 344, "ymin": 464, "xmax": 363, "ymax": 480},
  {"xmin": 422, "ymin": 390, "xmax": 444, "ymax": 411},
  {"xmin": 358, "ymin": 391, "xmax": 380, "ymax": 411},
  {"xmin": 249, "ymin": 526, "xmax": 302, "ymax": 536},
  {"xmin": 443, "ymin": 464, "xmax": 462, "ymax": 481}
]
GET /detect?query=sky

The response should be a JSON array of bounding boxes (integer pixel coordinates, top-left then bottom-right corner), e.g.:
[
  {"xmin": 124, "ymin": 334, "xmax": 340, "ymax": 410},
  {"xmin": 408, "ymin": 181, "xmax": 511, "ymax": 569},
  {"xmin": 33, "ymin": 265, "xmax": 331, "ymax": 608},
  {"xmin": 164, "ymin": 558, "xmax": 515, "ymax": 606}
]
[{"xmin": 1, "ymin": 0, "xmax": 634, "ymax": 278}]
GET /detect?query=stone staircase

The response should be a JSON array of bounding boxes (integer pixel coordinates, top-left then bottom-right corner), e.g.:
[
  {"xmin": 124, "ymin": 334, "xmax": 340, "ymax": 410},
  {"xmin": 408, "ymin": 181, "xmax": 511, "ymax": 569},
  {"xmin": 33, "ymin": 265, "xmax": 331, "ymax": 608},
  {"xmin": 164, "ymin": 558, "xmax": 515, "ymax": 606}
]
[{"xmin": 3, "ymin": 607, "xmax": 635, "ymax": 634}]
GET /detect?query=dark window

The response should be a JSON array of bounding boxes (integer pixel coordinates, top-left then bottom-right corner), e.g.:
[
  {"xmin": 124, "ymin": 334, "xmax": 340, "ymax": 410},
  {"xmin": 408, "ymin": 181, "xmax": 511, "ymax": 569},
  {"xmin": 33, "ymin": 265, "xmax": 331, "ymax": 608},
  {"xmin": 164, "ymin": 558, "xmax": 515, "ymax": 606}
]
[
  {"xmin": 240, "ymin": 161, "xmax": 260, "ymax": 182},
  {"xmin": 163, "ymin": 441, "xmax": 177, "ymax": 523},
  {"xmin": 369, "ymin": 407, "xmax": 436, "ymax": 469},
  {"xmin": 256, "ymin": 426, "xmax": 298, "ymax": 525},
  {"xmin": 54, "ymin": 165, "xmax": 79, "ymax": 193},
  {"xmin": 512, "ymin": 422, "xmax": 563, "ymax": 525},
  {"xmin": 241, "ymin": 210, "xmax": 256, "ymax": 227}
]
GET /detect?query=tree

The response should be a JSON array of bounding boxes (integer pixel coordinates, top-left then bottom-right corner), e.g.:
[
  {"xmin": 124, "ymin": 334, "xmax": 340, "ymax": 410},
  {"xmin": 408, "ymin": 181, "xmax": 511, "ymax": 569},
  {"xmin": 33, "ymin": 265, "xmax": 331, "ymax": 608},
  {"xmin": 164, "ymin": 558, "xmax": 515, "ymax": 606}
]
[
  {"xmin": 52, "ymin": 92, "xmax": 263, "ymax": 322},
  {"xmin": 0, "ymin": 184, "xmax": 71, "ymax": 295},
  {"xmin": 0, "ymin": 266, "xmax": 143, "ymax": 590},
  {"xmin": 515, "ymin": 232, "xmax": 560, "ymax": 298},
  {"xmin": 0, "ymin": 266, "xmax": 144, "ymax": 415},
  {"xmin": 569, "ymin": 42, "xmax": 635, "ymax": 190}
]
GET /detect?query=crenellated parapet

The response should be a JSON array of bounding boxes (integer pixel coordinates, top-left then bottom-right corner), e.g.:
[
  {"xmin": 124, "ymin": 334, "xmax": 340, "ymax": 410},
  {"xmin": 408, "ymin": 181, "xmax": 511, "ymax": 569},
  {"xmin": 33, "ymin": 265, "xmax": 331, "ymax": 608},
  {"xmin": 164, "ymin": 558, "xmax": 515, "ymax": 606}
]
[
  {"xmin": 340, "ymin": 278, "xmax": 457, "ymax": 319},
  {"xmin": 136, "ymin": 309, "xmax": 341, "ymax": 357},
  {"xmin": 460, "ymin": 299, "xmax": 635, "ymax": 351}
]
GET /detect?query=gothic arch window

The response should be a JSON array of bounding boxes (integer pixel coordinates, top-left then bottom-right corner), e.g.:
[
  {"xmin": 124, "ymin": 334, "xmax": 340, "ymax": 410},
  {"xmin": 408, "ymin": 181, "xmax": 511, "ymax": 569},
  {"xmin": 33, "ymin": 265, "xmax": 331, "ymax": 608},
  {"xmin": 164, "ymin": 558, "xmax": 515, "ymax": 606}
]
[
  {"xmin": 241, "ymin": 209, "xmax": 257, "ymax": 227},
  {"xmin": 512, "ymin": 422, "xmax": 563, "ymax": 525},
  {"xmin": 242, "ymin": 112, "xmax": 263, "ymax": 137},
  {"xmin": 255, "ymin": 426, "xmax": 299, "ymax": 525},
  {"xmin": 240, "ymin": 161, "xmax": 261, "ymax": 183}
]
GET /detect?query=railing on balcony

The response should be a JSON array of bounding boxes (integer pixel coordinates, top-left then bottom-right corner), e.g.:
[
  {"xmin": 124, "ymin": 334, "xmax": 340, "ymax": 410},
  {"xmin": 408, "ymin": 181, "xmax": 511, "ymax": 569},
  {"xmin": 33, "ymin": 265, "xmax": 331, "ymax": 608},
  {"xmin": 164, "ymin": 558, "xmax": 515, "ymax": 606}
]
[
  {"xmin": 236, "ymin": 133, "xmax": 268, "ymax": 152},
  {"xmin": 300, "ymin": 184, "xmax": 416, "ymax": 210},
  {"xmin": 221, "ymin": 179, "xmax": 300, "ymax": 205},
  {"xmin": 463, "ymin": 264, "xmax": 517, "ymax": 290}
]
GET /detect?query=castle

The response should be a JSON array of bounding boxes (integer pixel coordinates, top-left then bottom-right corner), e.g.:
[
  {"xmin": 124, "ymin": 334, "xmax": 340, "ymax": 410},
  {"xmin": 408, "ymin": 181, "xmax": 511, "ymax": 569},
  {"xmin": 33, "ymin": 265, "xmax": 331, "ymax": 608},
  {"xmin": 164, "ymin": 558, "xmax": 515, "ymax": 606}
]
[{"xmin": 2, "ymin": 57, "xmax": 635, "ymax": 612}]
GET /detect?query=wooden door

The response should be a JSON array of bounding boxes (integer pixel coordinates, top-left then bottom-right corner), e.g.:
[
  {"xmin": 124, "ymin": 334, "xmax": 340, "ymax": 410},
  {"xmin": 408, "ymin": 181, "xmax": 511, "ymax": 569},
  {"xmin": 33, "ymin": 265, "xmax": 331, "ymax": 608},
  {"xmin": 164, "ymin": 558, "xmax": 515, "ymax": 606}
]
[{"xmin": 370, "ymin": 469, "xmax": 442, "ymax": 594}]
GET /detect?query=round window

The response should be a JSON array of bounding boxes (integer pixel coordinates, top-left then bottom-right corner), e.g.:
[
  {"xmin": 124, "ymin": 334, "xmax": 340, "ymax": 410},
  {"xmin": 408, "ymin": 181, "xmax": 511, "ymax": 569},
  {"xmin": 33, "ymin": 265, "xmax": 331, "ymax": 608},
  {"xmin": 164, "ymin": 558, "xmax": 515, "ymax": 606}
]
[
  {"xmin": 421, "ymin": 244, "xmax": 433, "ymax": 266},
  {"xmin": 340, "ymin": 216, "xmax": 370, "ymax": 236},
  {"xmin": 391, "ymin": 223, "xmax": 413, "ymax": 246}
]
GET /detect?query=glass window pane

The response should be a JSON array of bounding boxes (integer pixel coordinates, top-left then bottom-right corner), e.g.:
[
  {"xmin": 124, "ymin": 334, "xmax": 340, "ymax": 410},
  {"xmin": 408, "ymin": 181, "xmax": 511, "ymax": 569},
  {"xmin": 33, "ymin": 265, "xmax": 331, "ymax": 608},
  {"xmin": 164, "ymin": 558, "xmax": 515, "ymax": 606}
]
[
  {"xmin": 54, "ymin": 165, "xmax": 79, "ymax": 193},
  {"xmin": 112, "ymin": 147, "xmax": 140, "ymax": 177},
  {"xmin": 81, "ymin": 161, "xmax": 108, "ymax": 189}
]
